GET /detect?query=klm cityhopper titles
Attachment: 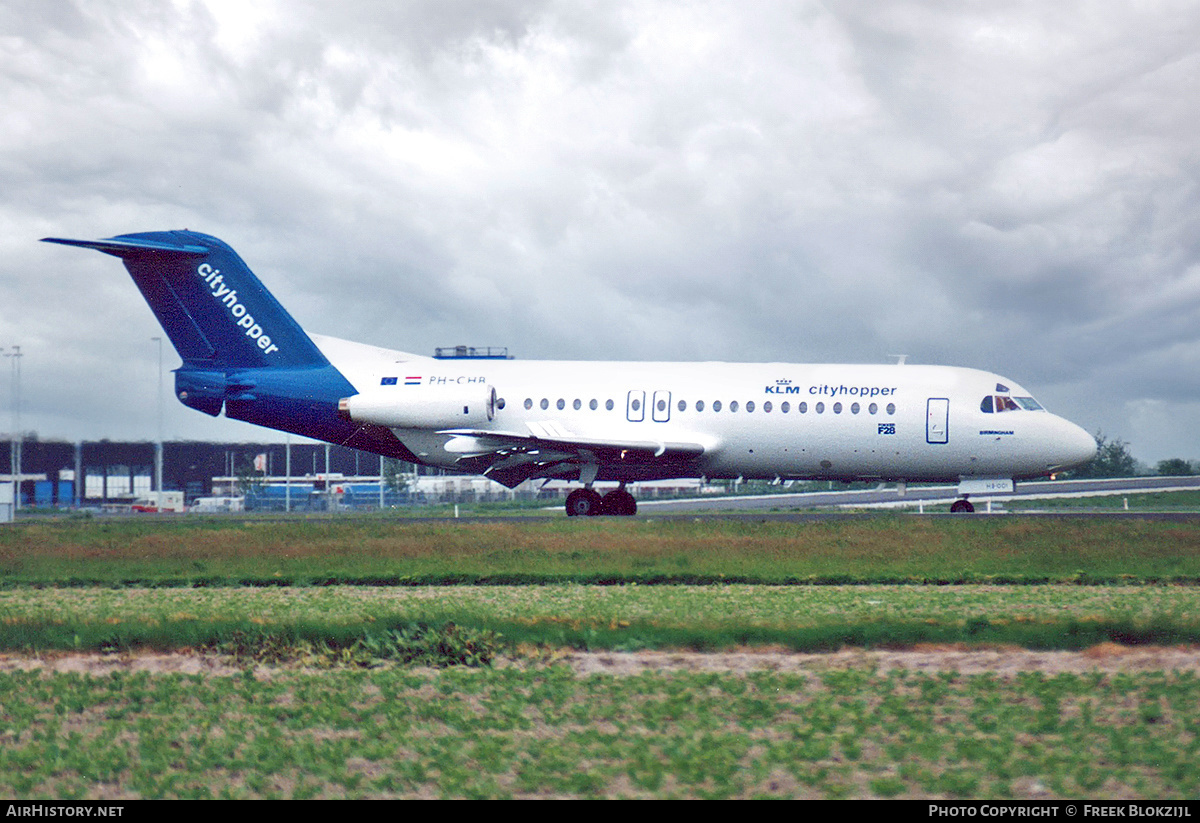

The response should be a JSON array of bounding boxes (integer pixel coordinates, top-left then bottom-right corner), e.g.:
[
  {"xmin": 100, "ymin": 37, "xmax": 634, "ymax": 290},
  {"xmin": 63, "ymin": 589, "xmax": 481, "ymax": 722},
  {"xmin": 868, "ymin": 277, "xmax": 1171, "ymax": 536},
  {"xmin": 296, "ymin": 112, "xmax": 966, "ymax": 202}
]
[{"xmin": 44, "ymin": 231, "xmax": 1097, "ymax": 516}]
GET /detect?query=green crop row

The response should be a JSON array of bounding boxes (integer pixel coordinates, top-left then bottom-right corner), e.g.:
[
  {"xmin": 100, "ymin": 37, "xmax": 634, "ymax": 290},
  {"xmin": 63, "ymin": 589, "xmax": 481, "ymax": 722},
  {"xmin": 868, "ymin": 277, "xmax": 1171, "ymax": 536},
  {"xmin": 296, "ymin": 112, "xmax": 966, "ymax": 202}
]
[
  {"xmin": 0, "ymin": 665, "xmax": 1196, "ymax": 798},
  {"xmin": 2, "ymin": 584, "xmax": 1198, "ymax": 653},
  {"xmin": 6, "ymin": 583, "xmax": 1196, "ymax": 625}
]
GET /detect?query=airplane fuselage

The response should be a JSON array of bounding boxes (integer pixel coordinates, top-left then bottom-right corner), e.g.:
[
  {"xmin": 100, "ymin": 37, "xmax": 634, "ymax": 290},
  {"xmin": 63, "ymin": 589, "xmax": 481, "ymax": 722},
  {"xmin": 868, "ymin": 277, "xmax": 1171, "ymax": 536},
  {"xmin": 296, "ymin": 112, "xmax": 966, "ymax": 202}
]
[{"xmin": 324, "ymin": 334, "xmax": 1097, "ymax": 487}]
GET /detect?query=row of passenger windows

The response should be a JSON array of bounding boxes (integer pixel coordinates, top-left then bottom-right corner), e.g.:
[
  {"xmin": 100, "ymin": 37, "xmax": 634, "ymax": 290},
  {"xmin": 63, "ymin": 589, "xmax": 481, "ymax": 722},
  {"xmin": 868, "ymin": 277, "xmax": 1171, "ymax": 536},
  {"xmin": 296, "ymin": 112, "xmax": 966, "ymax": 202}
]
[
  {"xmin": 517, "ymin": 397, "xmax": 898, "ymax": 416},
  {"xmin": 522, "ymin": 398, "xmax": 616, "ymax": 411}
]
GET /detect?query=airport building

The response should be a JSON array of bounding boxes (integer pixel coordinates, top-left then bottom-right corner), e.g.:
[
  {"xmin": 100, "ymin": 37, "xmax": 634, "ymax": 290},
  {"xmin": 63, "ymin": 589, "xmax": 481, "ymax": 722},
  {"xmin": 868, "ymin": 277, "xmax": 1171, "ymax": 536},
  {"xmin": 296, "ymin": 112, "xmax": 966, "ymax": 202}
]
[
  {"xmin": 1, "ymin": 438, "xmax": 414, "ymax": 508},
  {"xmin": 1, "ymin": 437, "xmax": 703, "ymax": 511}
]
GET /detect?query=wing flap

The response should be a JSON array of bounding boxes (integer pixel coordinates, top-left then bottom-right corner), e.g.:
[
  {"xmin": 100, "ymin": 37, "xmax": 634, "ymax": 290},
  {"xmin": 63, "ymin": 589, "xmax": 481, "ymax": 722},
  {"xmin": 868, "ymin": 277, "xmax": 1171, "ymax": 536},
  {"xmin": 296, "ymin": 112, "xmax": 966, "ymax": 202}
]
[
  {"xmin": 438, "ymin": 428, "xmax": 706, "ymax": 458},
  {"xmin": 421, "ymin": 427, "xmax": 707, "ymax": 488}
]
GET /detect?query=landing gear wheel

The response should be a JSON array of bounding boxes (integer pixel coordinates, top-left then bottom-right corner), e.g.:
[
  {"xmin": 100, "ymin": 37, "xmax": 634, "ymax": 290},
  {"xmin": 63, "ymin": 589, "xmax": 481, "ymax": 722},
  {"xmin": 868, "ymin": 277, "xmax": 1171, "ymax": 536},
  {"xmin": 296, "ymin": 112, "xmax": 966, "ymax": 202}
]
[
  {"xmin": 566, "ymin": 488, "xmax": 604, "ymax": 516},
  {"xmin": 950, "ymin": 498, "xmax": 975, "ymax": 513},
  {"xmin": 602, "ymin": 489, "xmax": 638, "ymax": 517}
]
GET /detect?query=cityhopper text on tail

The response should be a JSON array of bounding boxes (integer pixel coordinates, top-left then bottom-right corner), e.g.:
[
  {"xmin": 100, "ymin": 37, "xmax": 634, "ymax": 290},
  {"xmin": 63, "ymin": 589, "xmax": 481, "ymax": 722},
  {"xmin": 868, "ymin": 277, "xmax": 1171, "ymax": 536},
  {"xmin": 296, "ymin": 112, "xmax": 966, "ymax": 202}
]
[{"xmin": 43, "ymin": 230, "xmax": 1097, "ymax": 515}]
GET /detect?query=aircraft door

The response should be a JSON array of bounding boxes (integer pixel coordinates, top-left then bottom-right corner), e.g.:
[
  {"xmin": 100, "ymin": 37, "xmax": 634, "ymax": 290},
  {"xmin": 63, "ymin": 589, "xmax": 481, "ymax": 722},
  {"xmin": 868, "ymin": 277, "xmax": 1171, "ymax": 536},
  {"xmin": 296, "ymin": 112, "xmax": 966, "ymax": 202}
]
[
  {"xmin": 627, "ymin": 390, "xmax": 645, "ymax": 422},
  {"xmin": 926, "ymin": 398, "xmax": 949, "ymax": 444},
  {"xmin": 652, "ymin": 390, "xmax": 671, "ymax": 422}
]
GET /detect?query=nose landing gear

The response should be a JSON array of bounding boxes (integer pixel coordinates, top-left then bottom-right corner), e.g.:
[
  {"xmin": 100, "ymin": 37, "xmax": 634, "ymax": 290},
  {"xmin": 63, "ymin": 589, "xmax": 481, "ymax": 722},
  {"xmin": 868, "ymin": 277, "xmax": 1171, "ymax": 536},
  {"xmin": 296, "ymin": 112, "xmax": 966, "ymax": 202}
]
[{"xmin": 950, "ymin": 496, "xmax": 975, "ymax": 513}]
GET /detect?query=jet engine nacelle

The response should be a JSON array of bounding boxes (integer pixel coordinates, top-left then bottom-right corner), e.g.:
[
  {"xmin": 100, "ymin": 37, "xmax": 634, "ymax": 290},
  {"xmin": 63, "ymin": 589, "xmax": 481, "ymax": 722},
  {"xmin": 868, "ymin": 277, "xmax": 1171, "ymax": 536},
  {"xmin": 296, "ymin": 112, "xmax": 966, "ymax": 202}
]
[{"xmin": 338, "ymin": 384, "xmax": 496, "ymax": 430}]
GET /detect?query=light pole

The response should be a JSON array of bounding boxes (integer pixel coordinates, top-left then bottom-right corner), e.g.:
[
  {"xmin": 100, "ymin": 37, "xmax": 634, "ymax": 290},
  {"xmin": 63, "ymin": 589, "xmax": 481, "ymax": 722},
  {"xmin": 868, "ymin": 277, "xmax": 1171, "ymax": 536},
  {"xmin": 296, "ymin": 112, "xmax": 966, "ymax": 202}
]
[
  {"xmin": 285, "ymin": 434, "xmax": 291, "ymax": 513},
  {"xmin": 4, "ymin": 346, "xmax": 21, "ymax": 511},
  {"xmin": 152, "ymin": 337, "xmax": 163, "ymax": 504}
]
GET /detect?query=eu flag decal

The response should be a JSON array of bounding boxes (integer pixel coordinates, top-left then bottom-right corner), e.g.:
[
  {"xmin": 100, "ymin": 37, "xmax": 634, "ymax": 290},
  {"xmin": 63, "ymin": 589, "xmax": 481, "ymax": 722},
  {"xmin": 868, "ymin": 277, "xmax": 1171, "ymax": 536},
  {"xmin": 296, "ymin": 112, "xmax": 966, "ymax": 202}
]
[{"xmin": 380, "ymin": 377, "xmax": 398, "ymax": 386}]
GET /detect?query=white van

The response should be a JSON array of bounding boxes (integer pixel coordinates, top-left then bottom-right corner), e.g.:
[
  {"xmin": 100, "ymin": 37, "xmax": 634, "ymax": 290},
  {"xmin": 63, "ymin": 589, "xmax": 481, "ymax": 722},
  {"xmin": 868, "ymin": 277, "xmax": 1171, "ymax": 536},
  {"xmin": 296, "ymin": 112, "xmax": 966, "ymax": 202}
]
[{"xmin": 188, "ymin": 496, "xmax": 244, "ymax": 513}]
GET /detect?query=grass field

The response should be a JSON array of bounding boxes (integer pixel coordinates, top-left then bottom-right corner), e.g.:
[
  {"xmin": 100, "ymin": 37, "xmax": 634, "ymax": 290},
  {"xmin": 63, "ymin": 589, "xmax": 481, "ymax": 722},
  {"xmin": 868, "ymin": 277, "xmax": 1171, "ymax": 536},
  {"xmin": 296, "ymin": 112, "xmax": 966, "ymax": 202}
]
[
  {"xmin": 2, "ymin": 513, "xmax": 1199, "ymax": 798},
  {"xmin": 5, "ymin": 513, "xmax": 1200, "ymax": 586},
  {"xmin": 1004, "ymin": 490, "xmax": 1200, "ymax": 512}
]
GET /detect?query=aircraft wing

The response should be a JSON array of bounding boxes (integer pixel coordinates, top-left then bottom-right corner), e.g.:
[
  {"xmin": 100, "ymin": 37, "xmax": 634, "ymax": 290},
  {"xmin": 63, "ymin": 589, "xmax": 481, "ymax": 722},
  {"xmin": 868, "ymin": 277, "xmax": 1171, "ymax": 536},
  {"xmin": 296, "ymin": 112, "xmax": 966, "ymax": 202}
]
[{"xmin": 435, "ymin": 424, "xmax": 707, "ymax": 488}]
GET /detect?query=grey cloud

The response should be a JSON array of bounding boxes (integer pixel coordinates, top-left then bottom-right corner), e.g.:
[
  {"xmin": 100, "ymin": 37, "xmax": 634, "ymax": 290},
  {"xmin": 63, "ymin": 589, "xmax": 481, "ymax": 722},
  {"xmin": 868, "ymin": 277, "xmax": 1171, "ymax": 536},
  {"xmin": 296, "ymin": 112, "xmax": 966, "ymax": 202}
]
[{"xmin": 5, "ymin": 1, "xmax": 1200, "ymax": 462}]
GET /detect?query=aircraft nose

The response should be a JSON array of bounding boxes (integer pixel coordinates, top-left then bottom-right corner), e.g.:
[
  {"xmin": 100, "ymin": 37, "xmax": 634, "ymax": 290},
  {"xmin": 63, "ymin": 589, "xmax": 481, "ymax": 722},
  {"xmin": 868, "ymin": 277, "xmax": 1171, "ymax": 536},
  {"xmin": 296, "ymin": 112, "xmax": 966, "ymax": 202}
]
[{"xmin": 1054, "ymin": 418, "xmax": 1097, "ymax": 471}]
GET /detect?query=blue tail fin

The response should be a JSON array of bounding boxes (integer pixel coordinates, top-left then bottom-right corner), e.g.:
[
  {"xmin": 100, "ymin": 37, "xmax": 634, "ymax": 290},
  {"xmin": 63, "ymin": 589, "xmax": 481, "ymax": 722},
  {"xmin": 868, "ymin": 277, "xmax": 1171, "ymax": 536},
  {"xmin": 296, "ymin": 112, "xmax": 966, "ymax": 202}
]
[
  {"xmin": 42, "ymin": 230, "xmax": 328, "ymax": 370},
  {"xmin": 43, "ymin": 230, "xmax": 419, "ymax": 461}
]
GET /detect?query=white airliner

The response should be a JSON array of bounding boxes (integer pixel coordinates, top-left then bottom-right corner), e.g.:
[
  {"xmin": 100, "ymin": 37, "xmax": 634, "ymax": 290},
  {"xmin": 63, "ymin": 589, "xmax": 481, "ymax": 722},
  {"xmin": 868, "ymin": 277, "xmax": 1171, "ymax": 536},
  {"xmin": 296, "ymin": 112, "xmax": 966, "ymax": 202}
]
[{"xmin": 44, "ymin": 231, "xmax": 1097, "ymax": 515}]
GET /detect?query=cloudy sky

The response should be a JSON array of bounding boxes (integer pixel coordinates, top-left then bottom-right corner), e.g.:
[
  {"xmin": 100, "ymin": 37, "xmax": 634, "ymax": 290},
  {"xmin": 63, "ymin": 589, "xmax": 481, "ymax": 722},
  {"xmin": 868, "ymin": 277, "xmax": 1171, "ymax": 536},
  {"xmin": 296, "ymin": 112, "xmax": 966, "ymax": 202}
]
[{"xmin": 3, "ymin": 0, "xmax": 1200, "ymax": 464}]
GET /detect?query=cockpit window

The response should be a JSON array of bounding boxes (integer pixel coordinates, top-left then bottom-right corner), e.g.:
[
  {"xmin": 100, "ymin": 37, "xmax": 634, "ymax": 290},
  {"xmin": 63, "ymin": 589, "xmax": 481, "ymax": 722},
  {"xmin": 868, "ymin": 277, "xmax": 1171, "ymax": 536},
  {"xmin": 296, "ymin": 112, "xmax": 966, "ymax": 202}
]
[{"xmin": 981, "ymin": 395, "xmax": 1045, "ymax": 413}]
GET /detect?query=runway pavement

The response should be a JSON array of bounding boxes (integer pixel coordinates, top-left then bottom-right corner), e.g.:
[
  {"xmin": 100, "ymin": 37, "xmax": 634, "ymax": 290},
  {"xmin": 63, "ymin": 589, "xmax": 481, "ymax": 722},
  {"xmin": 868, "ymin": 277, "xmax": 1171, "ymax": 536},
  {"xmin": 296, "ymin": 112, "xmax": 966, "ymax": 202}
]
[{"xmin": 634, "ymin": 475, "xmax": 1200, "ymax": 513}]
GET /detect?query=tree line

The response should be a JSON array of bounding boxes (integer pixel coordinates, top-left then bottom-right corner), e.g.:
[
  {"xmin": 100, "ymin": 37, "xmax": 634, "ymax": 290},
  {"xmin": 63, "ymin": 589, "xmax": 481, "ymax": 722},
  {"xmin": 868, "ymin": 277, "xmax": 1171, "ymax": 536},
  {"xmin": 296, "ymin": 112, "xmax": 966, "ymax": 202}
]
[{"xmin": 1067, "ymin": 432, "xmax": 1196, "ymax": 478}]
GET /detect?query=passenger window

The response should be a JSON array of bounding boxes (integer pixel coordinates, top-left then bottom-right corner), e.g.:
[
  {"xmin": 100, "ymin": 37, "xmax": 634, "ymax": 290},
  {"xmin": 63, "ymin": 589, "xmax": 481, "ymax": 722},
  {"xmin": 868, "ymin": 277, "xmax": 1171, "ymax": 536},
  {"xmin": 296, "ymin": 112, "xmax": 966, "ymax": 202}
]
[
  {"xmin": 713, "ymin": 400, "xmax": 723, "ymax": 412},
  {"xmin": 696, "ymin": 400, "xmax": 705, "ymax": 412},
  {"xmin": 730, "ymin": 401, "xmax": 739, "ymax": 412},
  {"xmin": 886, "ymin": 403, "xmax": 895, "ymax": 415},
  {"xmin": 781, "ymin": 401, "xmax": 790, "ymax": 413},
  {"xmin": 798, "ymin": 402, "xmax": 807, "ymax": 413},
  {"xmin": 746, "ymin": 401, "xmax": 755, "ymax": 412},
  {"xmin": 573, "ymin": 399, "xmax": 581, "ymax": 410},
  {"xmin": 869, "ymin": 402, "xmax": 877, "ymax": 415},
  {"xmin": 631, "ymin": 398, "xmax": 641, "ymax": 411},
  {"xmin": 589, "ymin": 399, "xmax": 598, "ymax": 410},
  {"xmin": 678, "ymin": 399, "xmax": 687, "ymax": 412},
  {"xmin": 540, "ymin": 398, "xmax": 549, "ymax": 410},
  {"xmin": 833, "ymin": 402, "xmax": 842, "ymax": 414},
  {"xmin": 851, "ymin": 402, "xmax": 860, "ymax": 414},
  {"xmin": 816, "ymin": 402, "xmax": 825, "ymax": 414},
  {"xmin": 606, "ymin": 399, "xmax": 614, "ymax": 411},
  {"xmin": 524, "ymin": 398, "xmax": 533, "ymax": 410},
  {"xmin": 763, "ymin": 401, "xmax": 772, "ymax": 413},
  {"xmin": 557, "ymin": 398, "xmax": 566, "ymax": 410},
  {"xmin": 657, "ymin": 399, "xmax": 667, "ymax": 412}
]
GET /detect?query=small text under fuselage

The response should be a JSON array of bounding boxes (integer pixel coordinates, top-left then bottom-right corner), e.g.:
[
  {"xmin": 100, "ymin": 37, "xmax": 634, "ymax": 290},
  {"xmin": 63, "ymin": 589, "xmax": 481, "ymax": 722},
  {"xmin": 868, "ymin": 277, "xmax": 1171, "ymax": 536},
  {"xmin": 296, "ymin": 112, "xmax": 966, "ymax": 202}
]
[{"xmin": 425, "ymin": 376, "xmax": 487, "ymax": 385}]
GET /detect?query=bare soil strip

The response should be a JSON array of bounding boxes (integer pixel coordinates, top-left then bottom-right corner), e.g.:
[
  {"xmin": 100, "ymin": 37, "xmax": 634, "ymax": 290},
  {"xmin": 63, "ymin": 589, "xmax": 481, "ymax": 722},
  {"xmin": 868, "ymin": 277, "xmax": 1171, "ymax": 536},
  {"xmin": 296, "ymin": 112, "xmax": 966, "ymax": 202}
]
[
  {"xmin": 2, "ymin": 644, "xmax": 1198, "ymax": 677},
  {"xmin": 563, "ymin": 644, "xmax": 1200, "ymax": 676}
]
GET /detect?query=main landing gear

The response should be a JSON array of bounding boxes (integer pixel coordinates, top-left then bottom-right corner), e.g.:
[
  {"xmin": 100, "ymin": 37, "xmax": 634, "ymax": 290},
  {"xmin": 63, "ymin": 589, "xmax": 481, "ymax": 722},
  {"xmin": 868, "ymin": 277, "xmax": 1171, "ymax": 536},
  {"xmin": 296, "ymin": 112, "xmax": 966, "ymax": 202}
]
[
  {"xmin": 565, "ymin": 484, "xmax": 638, "ymax": 517},
  {"xmin": 950, "ymin": 496, "xmax": 975, "ymax": 513}
]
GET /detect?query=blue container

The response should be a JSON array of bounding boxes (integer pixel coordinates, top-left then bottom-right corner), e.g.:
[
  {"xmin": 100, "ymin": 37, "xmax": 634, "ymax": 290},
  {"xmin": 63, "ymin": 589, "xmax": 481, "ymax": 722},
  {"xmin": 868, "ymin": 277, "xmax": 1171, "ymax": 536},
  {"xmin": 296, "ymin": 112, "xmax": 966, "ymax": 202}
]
[{"xmin": 35, "ymin": 481, "xmax": 53, "ymax": 506}]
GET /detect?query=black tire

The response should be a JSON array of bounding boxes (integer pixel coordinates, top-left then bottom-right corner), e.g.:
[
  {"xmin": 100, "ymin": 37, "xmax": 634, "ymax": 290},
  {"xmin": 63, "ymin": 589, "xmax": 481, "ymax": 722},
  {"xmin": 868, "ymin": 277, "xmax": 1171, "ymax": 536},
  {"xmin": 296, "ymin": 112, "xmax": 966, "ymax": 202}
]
[
  {"xmin": 602, "ymin": 489, "xmax": 637, "ymax": 516},
  {"xmin": 950, "ymin": 498, "xmax": 975, "ymax": 513},
  {"xmin": 566, "ymin": 488, "xmax": 603, "ymax": 516}
]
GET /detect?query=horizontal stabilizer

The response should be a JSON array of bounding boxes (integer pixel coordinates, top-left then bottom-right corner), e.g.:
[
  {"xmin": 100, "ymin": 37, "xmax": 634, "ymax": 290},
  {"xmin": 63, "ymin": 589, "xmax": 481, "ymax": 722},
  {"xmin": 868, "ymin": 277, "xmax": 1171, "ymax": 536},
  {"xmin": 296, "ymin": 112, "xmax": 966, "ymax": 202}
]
[{"xmin": 42, "ymin": 236, "xmax": 209, "ymax": 257}]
